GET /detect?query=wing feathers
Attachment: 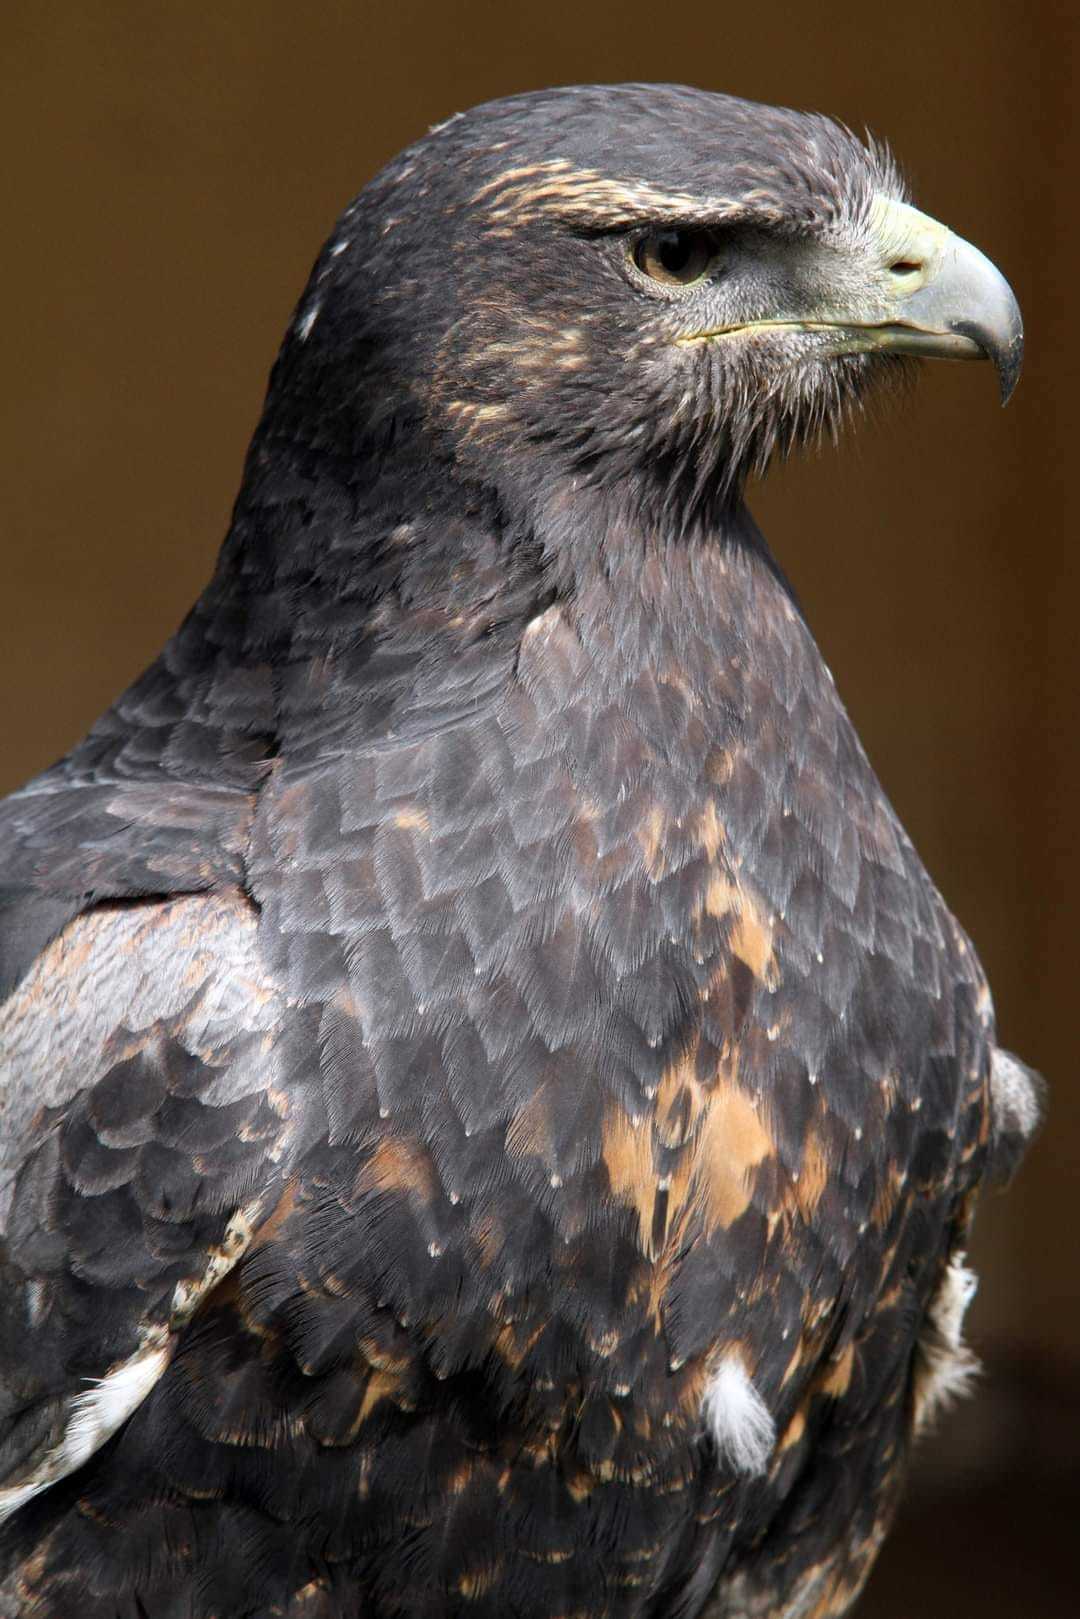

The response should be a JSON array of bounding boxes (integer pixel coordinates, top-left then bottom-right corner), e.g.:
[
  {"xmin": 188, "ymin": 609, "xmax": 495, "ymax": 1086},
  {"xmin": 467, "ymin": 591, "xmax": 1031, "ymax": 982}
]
[{"xmin": 0, "ymin": 892, "xmax": 292, "ymax": 1513}]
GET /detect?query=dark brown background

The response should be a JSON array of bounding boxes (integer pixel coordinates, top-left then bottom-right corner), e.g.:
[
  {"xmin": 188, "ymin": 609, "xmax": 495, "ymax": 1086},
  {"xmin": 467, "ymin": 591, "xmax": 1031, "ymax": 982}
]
[{"xmin": 2, "ymin": 3, "xmax": 1077, "ymax": 1613}]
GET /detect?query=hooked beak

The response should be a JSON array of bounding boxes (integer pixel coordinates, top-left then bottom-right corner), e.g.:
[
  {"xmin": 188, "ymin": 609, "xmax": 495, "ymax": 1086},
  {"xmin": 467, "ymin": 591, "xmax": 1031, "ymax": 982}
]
[
  {"xmin": 836, "ymin": 197, "xmax": 1023, "ymax": 403},
  {"xmin": 681, "ymin": 195, "xmax": 1023, "ymax": 404}
]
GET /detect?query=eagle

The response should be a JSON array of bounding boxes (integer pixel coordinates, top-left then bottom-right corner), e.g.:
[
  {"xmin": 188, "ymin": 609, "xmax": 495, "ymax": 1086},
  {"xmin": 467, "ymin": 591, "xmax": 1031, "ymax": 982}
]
[{"xmin": 0, "ymin": 85, "xmax": 1040, "ymax": 1619}]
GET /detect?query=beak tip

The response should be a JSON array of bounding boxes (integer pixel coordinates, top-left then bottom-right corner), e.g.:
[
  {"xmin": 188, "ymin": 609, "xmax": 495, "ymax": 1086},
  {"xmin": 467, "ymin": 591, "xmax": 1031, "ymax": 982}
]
[
  {"xmin": 950, "ymin": 317, "xmax": 1024, "ymax": 407},
  {"xmin": 997, "ymin": 339, "xmax": 1023, "ymax": 406}
]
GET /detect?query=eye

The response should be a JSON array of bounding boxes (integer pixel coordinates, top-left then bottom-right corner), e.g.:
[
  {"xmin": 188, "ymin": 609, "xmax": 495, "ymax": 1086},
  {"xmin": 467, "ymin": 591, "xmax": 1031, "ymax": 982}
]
[{"xmin": 633, "ymin": 227, "xmax": 716, "ymax": 287}]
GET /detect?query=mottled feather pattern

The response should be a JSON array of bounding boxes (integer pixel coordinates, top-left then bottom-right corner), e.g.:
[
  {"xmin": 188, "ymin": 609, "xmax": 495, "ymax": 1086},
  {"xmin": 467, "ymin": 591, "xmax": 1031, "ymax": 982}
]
[
  {"xmin": 3, "ymin": 533, "xmax": 989, "ymax": 1616},
  {"xmin": 0, "ymin": 82, "xmax": 1033, "ymax": 1619},
  {"xmin": 0, "ymin": 893, "xmax": 293, "ymax": 1506}
]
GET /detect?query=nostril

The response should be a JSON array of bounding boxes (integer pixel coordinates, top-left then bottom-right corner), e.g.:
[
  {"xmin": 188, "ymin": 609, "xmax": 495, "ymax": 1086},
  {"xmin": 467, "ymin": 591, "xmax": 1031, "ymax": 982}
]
[{"xmin": 889, "ymin": 259, "xmax": 922, "ymax": 276}]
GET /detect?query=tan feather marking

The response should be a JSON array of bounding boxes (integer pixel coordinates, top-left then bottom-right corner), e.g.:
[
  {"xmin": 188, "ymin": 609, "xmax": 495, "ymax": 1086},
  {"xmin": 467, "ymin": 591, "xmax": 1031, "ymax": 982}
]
[
  {"xmin": 696, "ymin": 800, "xmax": 726, "ymax": 861},
  {"xmin": 801, "ymin": 1522, "xmax": 895, "ymax": 1619},
  {"xmin": 491, "ymin": 1322, "xmax": 522, "ymax": 1370},
  {"xmin": 702, "ymin": 854, "xmax": 786, "ymax": 990},
  {"xmin": 779, "ymin": 1335, "xmax": 806, "ymax": 1389},
  {"xmin": 651, "ymin": 1052, "xmax": 774, "ymax": 1245},
  {"xmin": 777, "ymin": 1408, "xmax": 807, "ymax": 1453},
  {"xmin": 791, "ymin": 1132, "xmax": 830, "ymax": 1219},
  {"xmin": 492, "ymin": 1317, "xmax": 547, "ymax": 1371},
  {"xmin": 656, "ymin": 664, "xmax": 701, "ymax": 708},
  {"xmin": 475, "ymin": 161, "xmax": 722, "ymax": 226},
  {"xmin": 698, "ymin": 868, "xmax": 779, "ymax": 987},
  {"xmin": 356, "ymin": 1136, "xmax": 438, "ymax": 1203},
  {"xmin": 470, "ymin": 159, "xmax": 572, "ymax": 203},
  {"xmin": 354, "ymin": 1338, "xmax": 411, "ymax": 1377},
  {"xmin": 699, "ymin": 870, "xmax": 742, "ymax": 921},
  {"xmin": 801, "ymin": 1570, "xmax": 855, "ymax": 1619},
  {"xmin": 871, "ymin": 1164, "xmax": 904, "ymax": 1228},
  {"xmin": 393, "ymin": 807, "xmax": 429, "ymax": 832},
  {"xmin": 445, "ymin": 1459, "xmax": 476, "ymax": 1495},
  {"xmin": 291, "ymin": 1581, "xmax": 331, "ymax": 1611},
  {"xmin": 635, "ymin": 802, "xmax": 778, "ymax": 988},
  {"xmin": 637, "ymin": 805, "xmax": 668, "ymax": 880},
  {"xmin": 654, "ymin": 1065, "xmax": 706, "ymax": 1150},
  {"xmin": 443, "ymin": 400, "xmax": 512, "ymax": 438},
  {"xmin": 729, "ymin": 907, "xmax": 775, "ymax": 983},
  {"xmin": 601, "ymin": 1107, "xmax": 657, "ymax": 1255},
  {"xmin": 246, "ymin": 1179, "xmax": 299, "ymax": 1249},
  {"xmin": 471, "ymin": 1208, "xmax": 505, "ymax": 1269},
  {"xmin": 354, "ymin": 1368, "xmax": 403, "ymax": 1429},
  {"xmin": 693, "ymin": 1080, "xmax": 774, "ymax": 1231},
  {"xmin": 816, "ymin": 1341, "xmax": 855, "ymax": 1399},
  {"xmin": 457, "ymin": 1567, "xmax": 502, "ymax": 1600},
  {"xmin": 170, "ymin": 1197, "xmax": 266, "ymax": 1326}
]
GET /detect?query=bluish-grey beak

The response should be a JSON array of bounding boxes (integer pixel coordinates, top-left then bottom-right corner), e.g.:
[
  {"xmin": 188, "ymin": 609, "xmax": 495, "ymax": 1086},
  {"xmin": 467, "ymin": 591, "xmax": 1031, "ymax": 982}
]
[{"xmin": 857, "ymin": 197, "xmax": 1023, "ymax": 403}]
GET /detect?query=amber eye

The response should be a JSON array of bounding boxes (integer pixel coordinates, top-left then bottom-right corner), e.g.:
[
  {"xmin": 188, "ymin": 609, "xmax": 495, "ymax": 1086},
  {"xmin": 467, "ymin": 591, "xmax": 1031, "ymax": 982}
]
[{"xmin": 633, "ymin": 228, "xmax": 715, "ymax": 287}]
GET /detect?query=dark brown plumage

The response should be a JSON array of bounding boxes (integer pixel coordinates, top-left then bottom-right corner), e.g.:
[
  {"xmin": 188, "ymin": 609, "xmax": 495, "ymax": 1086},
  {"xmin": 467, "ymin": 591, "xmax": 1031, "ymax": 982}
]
[{"xmin": 0, "ymin": 84, "xmax": 1037, "ymax": 1618}]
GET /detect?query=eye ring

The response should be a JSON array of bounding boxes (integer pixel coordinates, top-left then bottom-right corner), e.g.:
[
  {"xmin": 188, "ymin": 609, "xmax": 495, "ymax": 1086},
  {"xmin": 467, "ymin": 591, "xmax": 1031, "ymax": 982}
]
[{"xmin": 632, "ymin": 227, "xmax": 716, "ymax": 287}]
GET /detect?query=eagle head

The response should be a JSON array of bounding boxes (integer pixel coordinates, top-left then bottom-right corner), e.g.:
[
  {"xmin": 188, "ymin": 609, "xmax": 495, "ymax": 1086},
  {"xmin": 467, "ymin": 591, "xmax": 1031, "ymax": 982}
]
[{"xmin": 259, "ymin": 84, "xmax": 1021, "ymax": 539}]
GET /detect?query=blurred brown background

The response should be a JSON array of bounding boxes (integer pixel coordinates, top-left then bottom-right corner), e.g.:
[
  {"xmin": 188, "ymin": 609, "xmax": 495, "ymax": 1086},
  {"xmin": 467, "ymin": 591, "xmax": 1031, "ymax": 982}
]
[{"xmin": 2, "ymin": 2, "xmax": 1077, "ymax": 1613}]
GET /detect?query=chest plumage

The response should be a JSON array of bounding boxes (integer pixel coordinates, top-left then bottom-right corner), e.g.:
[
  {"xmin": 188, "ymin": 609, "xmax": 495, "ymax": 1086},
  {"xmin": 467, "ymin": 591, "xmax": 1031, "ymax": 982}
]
[{"xmin": 0, "ymin": 82, "xmax": 1035, "ymax": 1619}]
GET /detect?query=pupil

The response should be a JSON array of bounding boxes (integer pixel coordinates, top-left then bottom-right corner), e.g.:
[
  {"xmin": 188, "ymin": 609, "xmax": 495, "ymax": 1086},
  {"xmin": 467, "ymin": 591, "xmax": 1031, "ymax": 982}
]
[{"xmin": 661, "ymin": 232, "xmax": 690, "ymax": 273}]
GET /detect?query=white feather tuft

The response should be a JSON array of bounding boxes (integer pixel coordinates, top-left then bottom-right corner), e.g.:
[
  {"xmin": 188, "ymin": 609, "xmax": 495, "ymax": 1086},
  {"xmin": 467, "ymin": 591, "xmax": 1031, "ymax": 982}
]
[
  {"xmin": 990, "ymin": 1050, "xmax": 1042, "ymax": 1140},
  {"xmin": 0, "ymin": 1339, "xmax": 169, "ymax": 1523},
  {"xmin": 0, "ymin": 1199, "xmax": 263, "ymax": 1522},
  {"xmin": 913, "ymin": 1251, "xmax": 981, "ymax": 1433},
  {"xmin": 702, "ymin": 1352, "xmax": 776, "ymax": 1477}
]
